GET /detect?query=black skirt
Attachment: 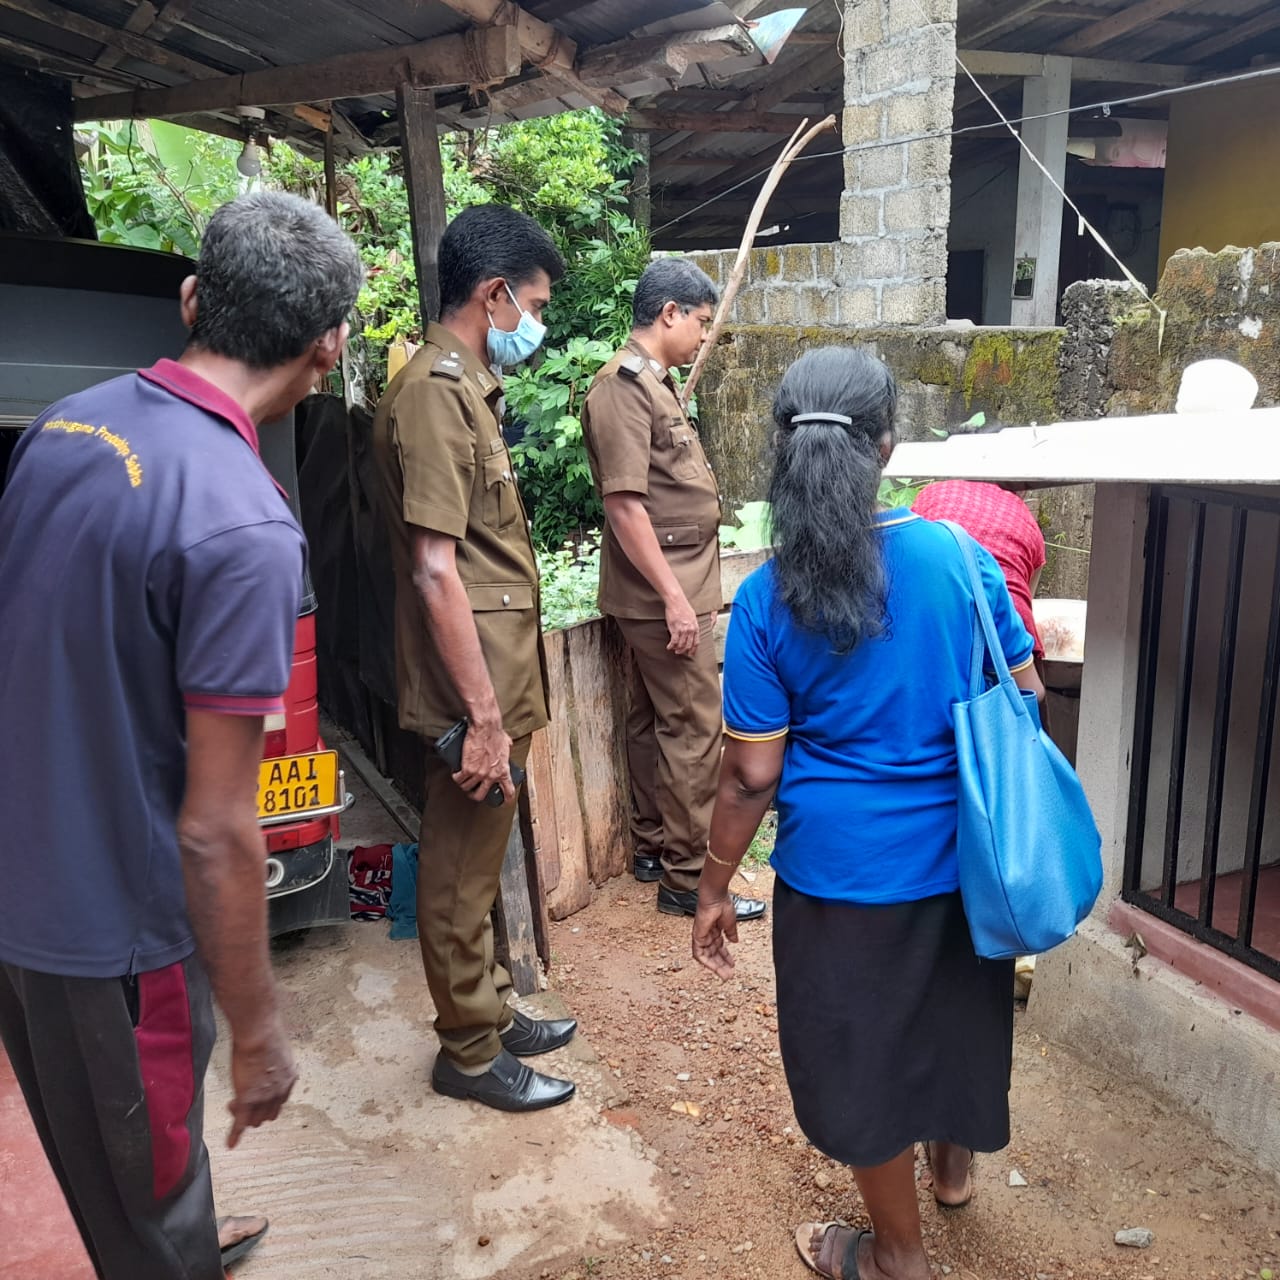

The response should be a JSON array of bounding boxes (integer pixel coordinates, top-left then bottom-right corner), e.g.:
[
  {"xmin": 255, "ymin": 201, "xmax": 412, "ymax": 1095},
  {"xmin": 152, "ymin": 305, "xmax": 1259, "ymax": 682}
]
[{"xmin": 772, "ymin": 877, "xmax": 1014, "ymax": 1169}]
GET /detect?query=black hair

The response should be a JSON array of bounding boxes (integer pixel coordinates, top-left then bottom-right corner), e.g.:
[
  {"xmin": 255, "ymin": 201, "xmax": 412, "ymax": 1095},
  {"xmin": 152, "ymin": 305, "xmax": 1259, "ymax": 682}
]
[
  {"xmin": 768, "ymin": 346, "xmax": 899, "ymax": 654},
  {"xmin": 189, "ymin": 192, "xmax": 364, "ymax": 370},
  {"xmin": 438, "ymin": 204, "xmax": 566, "ymax": 314},
  {"xmin": 632, "ymin": 257, "xmax": 718, "ymax": 327}
]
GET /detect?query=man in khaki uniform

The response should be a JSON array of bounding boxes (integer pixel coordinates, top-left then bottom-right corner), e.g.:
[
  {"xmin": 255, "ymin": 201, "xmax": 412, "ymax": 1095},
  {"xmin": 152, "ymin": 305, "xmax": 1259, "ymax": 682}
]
[
  {"xmin": 582, "ymin": 258, "xmax": 766, "ymax": 923},
  {"xmin": 373, "ymin": 204, "xmax": 577, "ymax": 1112}
]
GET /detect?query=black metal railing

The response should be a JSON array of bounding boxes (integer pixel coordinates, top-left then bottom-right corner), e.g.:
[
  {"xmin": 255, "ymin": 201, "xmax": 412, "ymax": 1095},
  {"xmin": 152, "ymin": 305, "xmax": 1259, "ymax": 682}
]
[{"xmin": 1124, "ymin": 485, "xmax": 1280, "ymax": 982}]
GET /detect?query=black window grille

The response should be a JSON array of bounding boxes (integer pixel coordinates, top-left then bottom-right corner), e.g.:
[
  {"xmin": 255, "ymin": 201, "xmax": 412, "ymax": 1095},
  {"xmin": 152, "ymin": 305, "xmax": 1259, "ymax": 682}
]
[{"xmin": 1124, "ymin": 485, "xmax": 1280, "ymax": 983}]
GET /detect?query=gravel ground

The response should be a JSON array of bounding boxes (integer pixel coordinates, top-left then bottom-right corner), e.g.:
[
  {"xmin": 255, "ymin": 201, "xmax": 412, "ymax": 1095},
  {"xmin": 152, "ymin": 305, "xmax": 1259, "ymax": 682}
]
[{"xmin": 543, "ymin": 865, "xmax": 1280, "ymax": 1280}]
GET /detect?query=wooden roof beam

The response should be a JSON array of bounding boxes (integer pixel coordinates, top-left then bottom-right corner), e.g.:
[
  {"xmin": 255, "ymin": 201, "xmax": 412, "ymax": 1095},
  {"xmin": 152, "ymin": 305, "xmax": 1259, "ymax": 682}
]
[
  {"xmin": 433, "ymin": 0, "xmax": 639, "ymax": 115},
  {"xmin": 576, "ymin": 25, "xmax": 757, "ymax": 88},
  {"xmin": 426, "ymin": 0, "xmax": 573, "ymax": 72},
  {"xmin": 74, "ymin": 26, "xmax": 521, "ymax": 120},
  {"xmin": 1052, "ymin": 0, "xmax": 1190, "ymax": 57},
  {"xmin": 453, "ymin": 72, "xmax": 626, "ymax": 124}
]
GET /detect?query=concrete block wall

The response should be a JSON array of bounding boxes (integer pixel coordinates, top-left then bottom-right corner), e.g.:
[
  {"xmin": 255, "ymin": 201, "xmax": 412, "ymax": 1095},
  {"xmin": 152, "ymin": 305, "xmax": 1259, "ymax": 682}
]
[
  {"xmin": 685, "ymin": 0, "xmax": 958, "ymax": 330},
  {"xmin": 687, "ymin": 243, "xmax": 847, "ymax": 327},
  {"xmin": 839, "ymin": 0, "xmax": 956, "ymax": 325}
]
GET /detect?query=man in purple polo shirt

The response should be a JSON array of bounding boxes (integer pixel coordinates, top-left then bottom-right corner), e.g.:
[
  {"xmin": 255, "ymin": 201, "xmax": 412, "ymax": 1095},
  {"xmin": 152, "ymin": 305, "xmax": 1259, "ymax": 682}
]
[{"xmin": 0, "ymin": 192, "xmax": 362, "ymax": 1279}]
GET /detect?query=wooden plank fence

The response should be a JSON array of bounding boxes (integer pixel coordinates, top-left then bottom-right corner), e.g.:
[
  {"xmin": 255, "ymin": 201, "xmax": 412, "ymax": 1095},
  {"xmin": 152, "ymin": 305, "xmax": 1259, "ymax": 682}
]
[{"xmin": 529, "ymin": 548, "xmax": 771, "ymax": 921}]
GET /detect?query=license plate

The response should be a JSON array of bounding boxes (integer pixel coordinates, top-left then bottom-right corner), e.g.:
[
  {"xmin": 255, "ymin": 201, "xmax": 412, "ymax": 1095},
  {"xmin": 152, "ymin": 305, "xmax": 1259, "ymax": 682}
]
[{"xmin": 257, "ymin": 750, "xmax": 339, "ymax": 823}]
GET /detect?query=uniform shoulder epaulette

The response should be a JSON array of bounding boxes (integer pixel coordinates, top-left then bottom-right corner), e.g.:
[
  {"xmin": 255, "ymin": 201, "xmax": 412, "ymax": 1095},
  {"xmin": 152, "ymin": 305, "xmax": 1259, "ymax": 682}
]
[
  {"xmin": 430, "ymin": 351, "xmax": 465, "ymax": 381},
  {"xmin": 618, "ymin": 354, "xmax": 647, "ymax": 378}
]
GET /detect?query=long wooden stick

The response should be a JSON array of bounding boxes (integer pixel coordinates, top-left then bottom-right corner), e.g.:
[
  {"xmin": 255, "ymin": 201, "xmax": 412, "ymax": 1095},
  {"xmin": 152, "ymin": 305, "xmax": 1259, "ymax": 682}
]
[{"xmin": 681, "ymin": 112, "xmax": 837, "ymax": 410}]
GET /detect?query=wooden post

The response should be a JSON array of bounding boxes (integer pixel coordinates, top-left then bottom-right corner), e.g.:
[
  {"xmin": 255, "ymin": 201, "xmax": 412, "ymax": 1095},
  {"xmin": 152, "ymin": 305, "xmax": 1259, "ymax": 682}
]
[
  {"xmin": 518, "ymin": 782, "xmax": 552, "ymax": 969},
  {"xmin": 323, "ymin": 107, "xmax": 337, "ymax": 219},
  {"xmin": 396, "ymin": 81, "xmax": 447, "ymax": 327},
  {"xmin": 494, "ymin": 818, "xmax": 541, "ymax": 996},
  {"xmin": 622, "ymin": 127, "xmax": 650, "ymax": 230}
]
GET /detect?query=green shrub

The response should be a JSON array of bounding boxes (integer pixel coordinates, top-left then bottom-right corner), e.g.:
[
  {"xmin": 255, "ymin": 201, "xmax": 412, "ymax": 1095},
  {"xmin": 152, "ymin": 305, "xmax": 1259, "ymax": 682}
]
[
  {"xmin": 505, "ymin": 338, "xmax": 612, "ymax": 548},
  {"xmin": 720, "ymin": 501, "xmax": 772, "ymax": 551},
  {"xmin": 878, "ymin": 477, "xmax": 925, "ymax": 508},
  {"xmin": 78, "ymin": 112, "xmax": 650, "ymax": 546},
  {"xmin": 537, "ymin": 539, "xmax": 601, "ymax": 631}
]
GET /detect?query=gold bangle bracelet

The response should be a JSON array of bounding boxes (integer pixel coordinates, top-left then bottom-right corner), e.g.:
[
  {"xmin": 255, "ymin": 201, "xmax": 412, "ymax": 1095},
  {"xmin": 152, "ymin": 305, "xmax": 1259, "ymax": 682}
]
[{"xmin": 706, "ymin": 847, "xmax": 737, "ymax": 868}]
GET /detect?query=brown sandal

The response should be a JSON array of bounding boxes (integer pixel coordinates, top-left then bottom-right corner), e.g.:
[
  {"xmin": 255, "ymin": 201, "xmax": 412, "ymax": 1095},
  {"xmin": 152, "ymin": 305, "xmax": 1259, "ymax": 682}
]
[
  {"xmin": 794, "ymin": 1222, "xmax": 870, "ymax": 1278},
  {"xmin": 924, "ymin": 1142, "xmax": 975, "ymax": 1209}
]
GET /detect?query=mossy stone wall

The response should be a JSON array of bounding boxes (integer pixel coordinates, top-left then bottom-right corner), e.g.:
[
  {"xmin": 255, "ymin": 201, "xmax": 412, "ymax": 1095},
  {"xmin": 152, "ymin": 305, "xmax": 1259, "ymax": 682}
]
[
  {"xmin": 1103, "ymin": 244, "xmax": 1280, "ymax": 416},
  {"xmin": 697, "ymin": 323, "xmax": 1064, "ymax": 518},
  {"xmin": 698, "ymin": 244, "xmax": 1280, "ymax": 602}
]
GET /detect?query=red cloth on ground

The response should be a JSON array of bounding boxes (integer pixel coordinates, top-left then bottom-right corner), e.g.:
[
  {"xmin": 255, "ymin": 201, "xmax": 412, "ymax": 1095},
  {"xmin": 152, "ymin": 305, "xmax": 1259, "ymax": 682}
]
[
  {"xmin": 348, "ymin": 844, "xmax": 394, "ymax": 920},
  {"xmin": 912, "ymin": 479, "xmax": 1046, "ymax": 658}
]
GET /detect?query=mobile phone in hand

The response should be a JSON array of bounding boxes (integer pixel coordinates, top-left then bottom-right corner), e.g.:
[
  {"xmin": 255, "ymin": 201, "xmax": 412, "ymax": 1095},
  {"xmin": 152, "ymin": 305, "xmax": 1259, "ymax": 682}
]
[{"xmin": 433, "ymin": 718, "xmax": 526, "ymax": 807}]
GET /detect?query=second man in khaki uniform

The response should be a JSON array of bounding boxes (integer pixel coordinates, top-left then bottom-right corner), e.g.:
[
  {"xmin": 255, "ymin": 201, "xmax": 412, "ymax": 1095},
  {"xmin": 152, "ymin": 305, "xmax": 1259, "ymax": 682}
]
[{"xmin": 582, "ymin": 258, "xmax": 766, "ymax": 923}]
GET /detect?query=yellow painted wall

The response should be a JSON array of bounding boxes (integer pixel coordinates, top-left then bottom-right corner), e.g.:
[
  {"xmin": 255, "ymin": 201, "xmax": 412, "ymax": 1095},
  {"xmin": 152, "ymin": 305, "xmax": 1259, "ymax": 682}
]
[{"xmin": 1159, "ymin": 78, "xmax": 1280, "ymax": 274}]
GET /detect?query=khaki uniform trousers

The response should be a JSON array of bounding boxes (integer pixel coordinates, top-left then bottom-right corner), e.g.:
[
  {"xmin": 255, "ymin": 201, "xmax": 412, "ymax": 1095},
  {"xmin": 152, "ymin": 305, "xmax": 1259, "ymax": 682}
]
[
  {"xmin": 417, "ymin": 734, "xmax": 532, "ymax": 1068},
  {"xmin": 614, "ymin": 613, "xmax": 721, "ymax": 894}
]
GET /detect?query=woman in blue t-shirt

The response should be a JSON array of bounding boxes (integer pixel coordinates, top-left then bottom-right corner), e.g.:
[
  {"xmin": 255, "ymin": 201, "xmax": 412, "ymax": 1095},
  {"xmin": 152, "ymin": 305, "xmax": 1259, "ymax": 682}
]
[{"xmin": 692, "ymin": 346, "xmax": 1042, "ymax": 1280}]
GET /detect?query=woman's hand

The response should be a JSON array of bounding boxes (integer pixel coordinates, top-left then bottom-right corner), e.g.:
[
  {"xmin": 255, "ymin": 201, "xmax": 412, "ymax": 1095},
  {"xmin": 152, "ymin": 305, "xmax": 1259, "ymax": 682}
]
[{"xmin": 692, "ymin": 894, "xmax": 740, "ymax": 980}]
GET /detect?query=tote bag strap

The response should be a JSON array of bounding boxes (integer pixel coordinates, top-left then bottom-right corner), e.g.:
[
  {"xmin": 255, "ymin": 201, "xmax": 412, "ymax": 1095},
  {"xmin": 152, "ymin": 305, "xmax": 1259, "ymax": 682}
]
[{"xmin": 939, "ymin": 520, "xmax": 1022, "ymax": 700}]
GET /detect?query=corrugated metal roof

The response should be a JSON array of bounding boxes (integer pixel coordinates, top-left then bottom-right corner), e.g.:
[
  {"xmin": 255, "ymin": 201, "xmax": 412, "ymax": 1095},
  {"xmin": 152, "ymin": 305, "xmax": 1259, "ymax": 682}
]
[
  {"xmin": 0, "ymin": 0, "xmax": 772, "ymax": 146},
  {"xmin": 3, "ymin": 0, "xmax": 1279, "ymax": 251},
  {"xmin": 885, "ymin": 410, "xmax": 1280, "ymax": 487}
]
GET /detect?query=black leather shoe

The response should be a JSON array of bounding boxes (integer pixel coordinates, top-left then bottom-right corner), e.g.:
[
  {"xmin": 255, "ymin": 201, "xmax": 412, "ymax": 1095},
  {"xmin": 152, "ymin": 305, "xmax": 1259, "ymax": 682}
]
[
  {"xmin": 633, "ymin": 854, "xmax": 663, "ymax": 883},
  {"xmin": 499, "ymin": 1009, "xmax": 577, "ymax": 1056},
  {"xmin": 431, "ymin": 1048, "xmax": 575, "ymax": 1112},
  {"xmin": 657, "ymin": 885, "xmax": 767, "ymax": 922}
]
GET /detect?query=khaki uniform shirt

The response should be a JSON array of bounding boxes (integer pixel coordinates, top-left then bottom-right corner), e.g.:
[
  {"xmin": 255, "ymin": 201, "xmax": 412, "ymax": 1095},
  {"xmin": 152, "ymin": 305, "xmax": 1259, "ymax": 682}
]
[
  {"xmin": 372, "ymin": 321, "xmax": 548, "ymax": 740},
  {"xmin": 581, "ymin": 339, "xmax": 722, "ymax": 620}
]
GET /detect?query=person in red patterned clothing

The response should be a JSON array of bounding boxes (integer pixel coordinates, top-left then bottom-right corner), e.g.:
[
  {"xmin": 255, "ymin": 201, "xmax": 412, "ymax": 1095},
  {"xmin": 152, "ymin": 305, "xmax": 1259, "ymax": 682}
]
[{"xmin": 912, "ymin": 478, "xmax": 1046, "ymax": 672}]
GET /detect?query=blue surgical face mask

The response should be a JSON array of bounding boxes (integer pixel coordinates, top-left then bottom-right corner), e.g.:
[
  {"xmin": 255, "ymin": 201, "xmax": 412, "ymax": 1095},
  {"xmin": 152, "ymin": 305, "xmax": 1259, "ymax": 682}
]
[{"xmin": 487, "ymin": 283, "xmax": 546, "ymax": 368}]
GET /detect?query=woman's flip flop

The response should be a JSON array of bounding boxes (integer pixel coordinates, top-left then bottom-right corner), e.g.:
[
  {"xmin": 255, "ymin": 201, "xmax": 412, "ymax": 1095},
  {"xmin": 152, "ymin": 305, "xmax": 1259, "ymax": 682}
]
[
  {"xmin": 218, "ymin": 1215, "xmax": 269, "ymax": 1269},
  {"xmin": 794, "ymin": 1221, "xmax": 870, "ymax": 1279}
]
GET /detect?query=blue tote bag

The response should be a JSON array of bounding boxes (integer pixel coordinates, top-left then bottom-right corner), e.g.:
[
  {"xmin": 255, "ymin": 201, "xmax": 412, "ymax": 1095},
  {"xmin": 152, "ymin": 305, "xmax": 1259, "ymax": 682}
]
[{"xmin": 941, "ymin": 521, "xmax": 1102, "ymax": 959}]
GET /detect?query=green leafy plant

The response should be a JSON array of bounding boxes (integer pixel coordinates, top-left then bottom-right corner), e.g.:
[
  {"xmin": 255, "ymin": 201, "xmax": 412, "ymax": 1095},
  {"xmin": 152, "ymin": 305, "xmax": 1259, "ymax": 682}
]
[
  {"xmin": 744, "ymin": 811, "xmax": 777, "ymax": 867},
  {"xmin": 878, "ymin": 477, "xmax": 925, "ymax": 509},
  {"xmin": 537, "ymin": 539, "xmax": 602, "ymax": 631},
  {"xmin": 79, "ymin": 111, "xmax": 649, "ymax": 546},
  {"xmin": 720, "ymin": 500, "xmax": 773, "ymax": 551},
  {"xmin": 79, "ymin": 120, "xmax": 241, "ymax": 255},
  {"xmin": 505, "ymin": 337, "xmax": 613, "ymax": 549}
]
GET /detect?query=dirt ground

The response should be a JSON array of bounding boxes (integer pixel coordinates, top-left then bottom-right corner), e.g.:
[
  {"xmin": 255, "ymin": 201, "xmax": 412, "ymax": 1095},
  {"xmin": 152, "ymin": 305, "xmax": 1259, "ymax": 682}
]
[
  {"xmin": 547, "ymin": 866, "xmax": 1280, "ymax": 1280},
  {"xmin": 12, "ymin": 758, "xmax": 1276, "ymax": 1280}
]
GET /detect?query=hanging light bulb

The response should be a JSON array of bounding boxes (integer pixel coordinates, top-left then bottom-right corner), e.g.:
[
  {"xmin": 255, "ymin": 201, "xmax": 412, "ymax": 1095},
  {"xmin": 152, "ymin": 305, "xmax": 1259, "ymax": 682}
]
[
  {"xmin": 236, "ymin": 136, "xmax": 262, "ymax": 178},
  {"xmin": 234, "ymin": 106, "xmax": 266, "ymax": 180}
]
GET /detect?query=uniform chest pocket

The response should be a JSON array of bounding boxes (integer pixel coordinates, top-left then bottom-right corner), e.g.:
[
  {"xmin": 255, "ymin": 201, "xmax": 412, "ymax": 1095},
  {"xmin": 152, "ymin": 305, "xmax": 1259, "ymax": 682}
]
[
  {"xmin": 665, "ymin": 416, "xmax": 703, "ymax": 481},
  {"xmin": 481, "ymin": 449, "xmax": 518, "ymax": 531}
]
